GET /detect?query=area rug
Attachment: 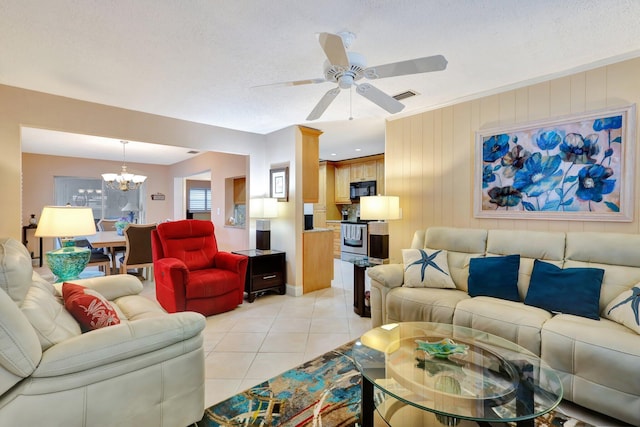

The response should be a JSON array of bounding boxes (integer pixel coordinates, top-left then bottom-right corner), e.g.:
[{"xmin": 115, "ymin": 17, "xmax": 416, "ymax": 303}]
[{"xmin": 198, "ymin": 341, "xmax": 595, "ymax": 427}]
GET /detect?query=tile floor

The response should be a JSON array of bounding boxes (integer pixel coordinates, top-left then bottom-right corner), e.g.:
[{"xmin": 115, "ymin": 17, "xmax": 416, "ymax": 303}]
[
  {"xmin": 138, "ymin": 258, "xmax": 373, "ymax": 408},
  {"xmin": 41, "ymin": 259, "xmax": 629, "ymax": 426}
]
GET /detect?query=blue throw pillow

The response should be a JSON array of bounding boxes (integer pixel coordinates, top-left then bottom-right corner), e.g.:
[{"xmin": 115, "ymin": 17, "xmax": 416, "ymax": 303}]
[
  {"xmin": 524, "ymin": 259, "xmax": 604, "ymax": 320},
  {"xmin": 468, "ymin": 254, "xmax": 520, "ymax": 302}
]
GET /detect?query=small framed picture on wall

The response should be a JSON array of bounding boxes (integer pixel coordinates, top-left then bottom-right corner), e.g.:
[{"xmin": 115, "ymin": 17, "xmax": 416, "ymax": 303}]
[{"xmin": 270, "ymin": 167, "xmax": 289, "ymax": 202}]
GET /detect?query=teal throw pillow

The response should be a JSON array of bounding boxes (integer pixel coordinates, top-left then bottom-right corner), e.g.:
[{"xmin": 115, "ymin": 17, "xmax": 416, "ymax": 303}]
[
  {"xmin": 468, "ymin": 254, "xmax": 520, "ymax": 302},
  {"xmin": 524, "ymin": 259, "xmax": 604, "ymax": 320}
]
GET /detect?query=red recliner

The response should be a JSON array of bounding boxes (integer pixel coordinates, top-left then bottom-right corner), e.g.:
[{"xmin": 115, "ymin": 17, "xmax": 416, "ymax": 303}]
[{"xmin": 151, "ymin": 219, "xmax": 248, "ymax": 316}]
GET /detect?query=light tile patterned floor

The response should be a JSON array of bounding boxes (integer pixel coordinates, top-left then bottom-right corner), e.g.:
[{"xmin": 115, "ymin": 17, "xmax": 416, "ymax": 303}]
[{"xmin": 138, "ymin": 258, "xmax": 373, "ymax": 408}]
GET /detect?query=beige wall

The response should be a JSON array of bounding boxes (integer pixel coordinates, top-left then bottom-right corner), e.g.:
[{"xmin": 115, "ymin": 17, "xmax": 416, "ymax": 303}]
[
  {"xmin": 0, "ymin": 84, "xmax": 265, "ymax": 241},
  {"xmin": 386, "ymin": 57, "xmax": 640, "ymax": 263},
  {"xmin": 169, "ymin": 151, "xmax": 250, "ymax": 252},
  {"xmin": 22, "ymin": 150, "xmax": 248, "ymax": 253}
]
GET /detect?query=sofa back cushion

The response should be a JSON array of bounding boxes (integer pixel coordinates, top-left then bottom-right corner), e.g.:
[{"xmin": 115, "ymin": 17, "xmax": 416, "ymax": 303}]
[
  {"xmin": 156, "ymin": 220, "xmax": 219, "ymax": 270},
  {"xmin": 0, "ymin": 286, "xmax": 42, "ymax": 395},
  {"xmin": 20, "ymin": 280, "xmax": 82, "ymax": 350},
  {"xmin": 565, "ymin": 232, "xmax": 640, "ymax": 311},
  {"xmin": 486, "ymin": 229, "xmax": 565, "ymax": 299},
  {"xmin": 422, "ymin": 227, "xmax": 487, "ymax": 291},
  {"xmin": 0, "ymin": 238, "xmax": 34, "ymax": 305}
]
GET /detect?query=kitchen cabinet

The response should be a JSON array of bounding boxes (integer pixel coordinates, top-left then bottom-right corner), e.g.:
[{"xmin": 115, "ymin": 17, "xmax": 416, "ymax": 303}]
[
  {"xmin": 314, "ymin": 162, "xmax": 341, "ymax": 228},
  {"xmin": 350, "ymin": 160, "xmax": 377, "ymax": 182},
  {"xmin": 326, "ymin": 221, "xmax": 342, "ymax": 258},
  {"xmin": 334, "ymin": 164, "xmax": 351, "ymax": 204},
  {"xmin": 233, "ymin": 177, "xmax": 246, "ymax": 205}
]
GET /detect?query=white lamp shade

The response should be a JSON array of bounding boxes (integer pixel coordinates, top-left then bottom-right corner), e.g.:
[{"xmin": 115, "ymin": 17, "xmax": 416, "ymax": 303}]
[
  {"xmin": 250, "ymin": 197, "xmax": 278, "ymax": 219},
  {"xmin": 35, "ymin": 206, "xmax": 96, "ymax": 237},
  {"xmin": 360, "ymin": 196, "xmax": 400, "ymax": 221},
  {"xmin": 121, "ymin": 202, "xmax": 138, "ymax": 212}
]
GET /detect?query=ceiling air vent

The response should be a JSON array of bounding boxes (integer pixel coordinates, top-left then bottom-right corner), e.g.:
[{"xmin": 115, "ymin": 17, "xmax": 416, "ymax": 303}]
[
  {"xmin": 187, "ymin": 150, "xmax": 200, "ymax": 154},
  {"xmin": 392, "ymin": 90, "xmax": 418, "ymax": 101}
]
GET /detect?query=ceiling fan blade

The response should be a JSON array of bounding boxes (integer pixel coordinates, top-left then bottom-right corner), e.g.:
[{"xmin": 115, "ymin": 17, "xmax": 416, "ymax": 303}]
[
  {"xmin": 318, "ymin": 32, "xmax": 349, "ymax": 68},
  {"xmin": 252, "ymin": 78, "xmax": 326, "ymax": 88},
  {"xmin": 356, "ymin": 83, "xmax": 405, "ymax": 114},
  {"xmin": 364, "ymin": 55, "xmax": 448, "ymax": 79},
  {"xmin": 306, "ymin": 87, "xmax": 341, "ymax": 121}
]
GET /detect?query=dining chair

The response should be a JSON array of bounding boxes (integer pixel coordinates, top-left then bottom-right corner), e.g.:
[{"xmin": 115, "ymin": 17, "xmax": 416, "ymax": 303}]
[
  {"xmin": 120, "ymin": 223, "xmax": 157, "ymax": 280},
  {"xmin": 67, "ymin": 238, "xmax": 111, "ymax": 276},
  {"xmin": 98, "ymin": 218, "xmax": 126, "ymax": 268},
  {"xmin": 97, "ymin": 219, "xmax": 118, "ymax": 231}
]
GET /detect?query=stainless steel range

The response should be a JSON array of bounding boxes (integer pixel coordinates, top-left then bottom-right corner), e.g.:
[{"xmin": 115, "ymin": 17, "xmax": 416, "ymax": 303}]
[{"xmin": 340, "ymin": 222, "xmax": 368, "ymax": 263}]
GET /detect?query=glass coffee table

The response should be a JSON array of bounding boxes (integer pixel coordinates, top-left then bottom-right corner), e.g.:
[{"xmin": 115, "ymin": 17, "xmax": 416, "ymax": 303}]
[{"xmin": 352, "ymin": 322, "xmax": 563, "ymax": 427}]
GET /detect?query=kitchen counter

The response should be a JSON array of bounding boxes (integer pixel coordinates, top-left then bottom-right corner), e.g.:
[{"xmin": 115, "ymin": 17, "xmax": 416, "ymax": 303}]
[{"xmin": 303, "ymin": 227, "xmax": 330, "ymax": 232}]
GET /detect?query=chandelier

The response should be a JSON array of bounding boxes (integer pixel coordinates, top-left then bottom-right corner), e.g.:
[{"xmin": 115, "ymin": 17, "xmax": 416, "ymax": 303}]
[{"xmin": 102, "ymin": 141, "xmax": 147, "ymax": 191}]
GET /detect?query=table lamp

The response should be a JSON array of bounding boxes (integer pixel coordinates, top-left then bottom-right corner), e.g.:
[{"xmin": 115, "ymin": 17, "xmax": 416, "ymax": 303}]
[
  {"xmin": 360, "ymin": 195, "xmax": 400, "ymax": 265},
  {"xmin": 250, "ymin": 197, "xmax": 278, "ymax": 250},
  {"xmin": 35, "ymin": 206, "xmax": 97, "ymax": 281},
  {"xmin": 121, "ymin": 202, "xmax": 138, "ymax": 222}
]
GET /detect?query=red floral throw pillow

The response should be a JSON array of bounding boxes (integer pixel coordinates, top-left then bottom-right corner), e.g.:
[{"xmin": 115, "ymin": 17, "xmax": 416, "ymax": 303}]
[{"xmin": 62, "ymin": 282, "xmax": 121, "ymax": 332}]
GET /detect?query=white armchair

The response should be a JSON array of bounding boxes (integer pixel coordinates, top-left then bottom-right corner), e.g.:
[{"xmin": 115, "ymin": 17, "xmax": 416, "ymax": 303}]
[{"xmin": 0, "ymin": 237, "xmax": 205, "ymax": 426}]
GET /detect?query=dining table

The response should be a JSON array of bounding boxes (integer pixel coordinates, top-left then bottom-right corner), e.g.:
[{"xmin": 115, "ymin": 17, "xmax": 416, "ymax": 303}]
[{"xmin": 87, "ymin": 231, "xmax": 126, "ymax": 274}]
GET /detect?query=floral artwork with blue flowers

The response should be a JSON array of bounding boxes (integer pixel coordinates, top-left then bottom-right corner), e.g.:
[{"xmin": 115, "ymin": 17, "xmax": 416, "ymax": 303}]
[{"xmin": 478, "ymin": 109, "xmax": 632, "ymax": 219}]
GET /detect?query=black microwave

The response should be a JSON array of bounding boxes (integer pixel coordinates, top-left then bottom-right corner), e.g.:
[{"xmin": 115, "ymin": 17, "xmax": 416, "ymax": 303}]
[{"xmin": 350, "ymin": 180, "xmax": 376, "ymax": 201}]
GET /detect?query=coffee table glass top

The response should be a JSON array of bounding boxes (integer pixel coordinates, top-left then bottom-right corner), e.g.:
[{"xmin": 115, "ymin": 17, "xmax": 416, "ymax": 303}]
[{"xmin": 352, "ymin": 322, "xmax": 563, "ymax": 424}]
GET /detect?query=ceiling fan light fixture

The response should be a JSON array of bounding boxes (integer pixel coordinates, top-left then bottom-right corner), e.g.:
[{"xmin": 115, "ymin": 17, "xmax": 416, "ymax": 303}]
[
  {"xmin": 102, "ymin": 141, "xmax": 147, "ymax": 191},
  {"xmin": 272, "ymin": 31, "xmax": 447, "ymax": 121}
]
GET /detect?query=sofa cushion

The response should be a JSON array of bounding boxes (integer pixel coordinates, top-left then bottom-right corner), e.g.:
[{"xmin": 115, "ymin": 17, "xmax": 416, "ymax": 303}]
[
  {"xmin": 0, "ymin": 238, "xmax": 34, "ymax": 305},
  {"xmin": 21, "ymin": 280, "xmax": 81, "ymax": 350},
  {"xmin": 541, "ymin": 314, "xmax": 640, "ymax": 404},
  {"xmin": 402, "ymin": 248, "xmax": 455, "ymax": 289},
  {"xmin": 604, "ymin": 286, "xmax": 640, "ymax": 334},
  {"xmin": 0, "ymin": 287, "xmax": 42, "ymax": 380},
  {"xmin": 525, "ymin": 260, "xmax": 604, "ymax": 320},
  {"xmin": 386, "ymin": 287, "xmax": 469, "ymax": 324},
  {"xmin": 62, "ymin": 283, "xmax": 121, "ymax": 332},
  {"xmin": 453, "ymin": 296, "xmax": 552, "ymax": 355},
  {"xmin": 468, "ymin": 254, "xmax": 520, "ymax": 301}
]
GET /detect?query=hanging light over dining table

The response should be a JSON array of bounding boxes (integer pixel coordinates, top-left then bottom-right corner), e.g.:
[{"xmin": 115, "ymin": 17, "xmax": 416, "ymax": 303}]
[{"xmin": 102, "ymin": 140, "xmax": 147, "ymax": 191}]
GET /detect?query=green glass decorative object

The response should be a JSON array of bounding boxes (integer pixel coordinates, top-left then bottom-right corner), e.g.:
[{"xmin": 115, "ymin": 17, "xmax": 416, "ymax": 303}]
[
  {"xmin": 46, "ymin": 245, "xmax": 91, "ymax": 282},
  {"xmin": 415, "ymin": 338, "xmax": 469, "ymax": 359}
]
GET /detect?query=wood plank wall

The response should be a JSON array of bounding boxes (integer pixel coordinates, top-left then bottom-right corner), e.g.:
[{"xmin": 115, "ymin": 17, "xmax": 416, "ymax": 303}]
[{"xmin": 385, "ymin": 57, "xmax": 640, "ymax": 263}]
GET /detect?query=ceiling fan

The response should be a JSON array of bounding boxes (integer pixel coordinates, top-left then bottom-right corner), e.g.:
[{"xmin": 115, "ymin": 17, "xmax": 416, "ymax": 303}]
[{"xmin": 262, "ymin": 31, "xmax": 448, "ymax": 121}]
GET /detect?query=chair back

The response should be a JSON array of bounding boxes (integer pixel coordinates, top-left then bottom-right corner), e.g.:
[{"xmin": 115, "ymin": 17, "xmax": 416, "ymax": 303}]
[
  {"xmin": 154, "ymin": 220, "xmax": 218, "ymax": 270},
  {"xmin": 122, "ymin": 224, "xmax": 157, "ymax": 267},
  {"xmin": 98, "ymin": 219, "xmax": 117, "ymax": 232}
]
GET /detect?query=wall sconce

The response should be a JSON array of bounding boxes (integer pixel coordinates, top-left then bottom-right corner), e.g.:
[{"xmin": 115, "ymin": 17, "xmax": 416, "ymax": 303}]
[
  {"xmin": 359, "ymin": 195, "xmax": 400, "ymax": 264},
  {"xmin": 250, "ymin": 197, "xmax": 278, "ymax": 251}
]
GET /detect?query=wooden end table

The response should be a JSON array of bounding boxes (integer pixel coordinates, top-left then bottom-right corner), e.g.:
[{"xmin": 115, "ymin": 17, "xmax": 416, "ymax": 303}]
[{"xmin": 232, "ymin": 249, "xmax": 286, "ymax": 302}]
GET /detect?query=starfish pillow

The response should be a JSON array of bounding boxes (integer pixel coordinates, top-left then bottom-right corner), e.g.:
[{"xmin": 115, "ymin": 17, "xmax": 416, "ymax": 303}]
[
  {"xmin": 402, "ymin": 248, "xmax": 456, "ymax": 289},
  {"xmin": 604, "ymin": 286, "xmax": 640, "ymax": 334}
]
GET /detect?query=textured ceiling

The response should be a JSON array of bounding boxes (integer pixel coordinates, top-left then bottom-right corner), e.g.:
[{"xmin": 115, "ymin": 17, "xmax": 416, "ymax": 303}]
[{"xmin": 5, "ymin": 0, "xmax": 640, "ymax": 163}]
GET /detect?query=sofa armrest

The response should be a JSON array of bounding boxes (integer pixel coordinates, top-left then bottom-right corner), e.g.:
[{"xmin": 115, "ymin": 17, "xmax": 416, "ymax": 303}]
[
  {"xmin": 55, "ymin": 274, "xmax": 143, "ymax": 300},
  {"xmin": 33, "ymin": 311, "xmax": 205, "ymax": 377},
  {"xmin": 214, "ymin": 251, "xmax": 248, "ymax": 273},
  {"xmin": 367, "ymin": 263, "xmax": 405, "ymax": 327},
  {"xmin": 367, "ymin": 263, "xmax": 405, "ymax": 289}
]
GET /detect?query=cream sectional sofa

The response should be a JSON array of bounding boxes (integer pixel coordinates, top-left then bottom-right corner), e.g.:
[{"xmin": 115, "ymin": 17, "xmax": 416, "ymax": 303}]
[
  {"xmin": 368, "ymin": 226, "xmax": 640, "ymax": 426},
  {"xmin": 0, "ymin": 238, "xmax": 206, "ymax": 426}
]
